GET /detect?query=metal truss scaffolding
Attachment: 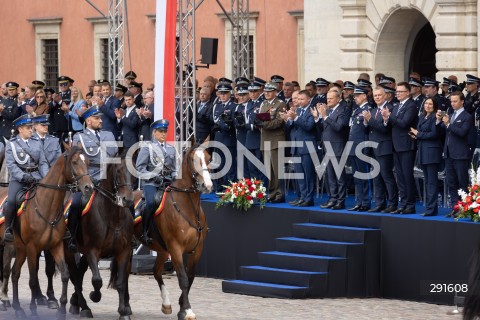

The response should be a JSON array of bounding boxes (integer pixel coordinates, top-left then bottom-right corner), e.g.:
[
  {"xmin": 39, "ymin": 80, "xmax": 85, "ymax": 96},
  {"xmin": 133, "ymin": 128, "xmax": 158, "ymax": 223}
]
[
  {"xmin": 231, "ymin": 0, "xmax": 250, "ymax": 79},
  {"xmin": 108, "ymin": 0, "xmax": 125, "ymax": 87},
  {"xmin": 176, "ymin": 0, "xmax": 197, "ymax": 147}
]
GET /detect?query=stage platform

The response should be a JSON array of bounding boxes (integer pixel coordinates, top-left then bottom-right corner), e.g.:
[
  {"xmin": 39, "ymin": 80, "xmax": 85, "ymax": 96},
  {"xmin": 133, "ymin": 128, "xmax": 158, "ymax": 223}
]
[{"xmin": 196, "ymin": 193, "xmax": 480, "ymax": 304}]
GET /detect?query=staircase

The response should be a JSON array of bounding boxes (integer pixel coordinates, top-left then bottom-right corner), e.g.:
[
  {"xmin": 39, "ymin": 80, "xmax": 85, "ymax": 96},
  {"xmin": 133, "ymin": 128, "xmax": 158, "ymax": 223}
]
[{"xmin": 222, "ymin": 211, "xmax": 381, "ymax": 299}]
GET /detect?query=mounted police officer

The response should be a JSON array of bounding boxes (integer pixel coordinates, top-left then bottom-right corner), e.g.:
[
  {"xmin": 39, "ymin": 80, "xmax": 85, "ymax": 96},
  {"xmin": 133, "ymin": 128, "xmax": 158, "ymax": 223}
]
[
  {"xmin": 0, "ymin": 82, "xmax": 22, "ymax": 141},
  {"xmin": 136, "ymin": 119, "xmax": 177, "ymax": 245},
  {"xmin": 3, "ymin": 114, "xmax": 49, "ymax": 242},
  {"xmin": 32, "ymin": 114, "xmax": 62, "ymax": 167},
  {"xmin": 67, "ymin": 106, "xmax": 118, "ymax": 251}
]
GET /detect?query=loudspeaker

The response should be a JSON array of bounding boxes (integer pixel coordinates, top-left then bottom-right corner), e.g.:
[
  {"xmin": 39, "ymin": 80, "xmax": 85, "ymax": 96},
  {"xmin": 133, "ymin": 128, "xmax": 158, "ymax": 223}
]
[{"xmin": 200, "ymin": 38, "xmax": 218, "ymax": 65}]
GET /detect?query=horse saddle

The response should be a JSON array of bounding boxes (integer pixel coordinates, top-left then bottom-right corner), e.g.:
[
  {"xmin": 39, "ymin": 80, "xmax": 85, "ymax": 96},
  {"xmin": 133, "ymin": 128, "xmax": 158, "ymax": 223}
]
[
  {"xmin": 15, "ymin": 188, "xmax": 30, "ymax": 216},
  {"xmin": 133, "ymin": 189, "xmax": 168, "ymax": 226}
]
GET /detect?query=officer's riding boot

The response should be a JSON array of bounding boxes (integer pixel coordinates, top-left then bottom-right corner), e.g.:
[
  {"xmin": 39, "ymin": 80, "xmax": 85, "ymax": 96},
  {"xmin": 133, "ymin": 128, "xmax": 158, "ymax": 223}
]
[
  {"xmin": 3, "ymin": 210, "xmax": 15, "ymax": 242},
  {"xmin": 140, "ymin": 211, "xmax": 153, "ymax": 245},
  {"xmin": 67, "ymin": 211, "xmax": 79, "ymax": 252}
]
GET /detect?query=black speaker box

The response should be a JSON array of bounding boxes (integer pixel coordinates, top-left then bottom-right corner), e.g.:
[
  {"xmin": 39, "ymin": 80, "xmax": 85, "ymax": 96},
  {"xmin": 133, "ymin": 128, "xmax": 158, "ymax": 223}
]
[{"xmin": 200, "ymin": 38, "xmax": 218, "ymax": 65}]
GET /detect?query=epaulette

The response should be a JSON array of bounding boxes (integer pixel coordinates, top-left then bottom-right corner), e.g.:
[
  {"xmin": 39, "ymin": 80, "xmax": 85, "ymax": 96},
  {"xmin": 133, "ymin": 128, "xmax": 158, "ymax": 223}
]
[
  {"xmin": 10, "ymin": 137, "xmax": 16, "ymax": 141},
  {"xmin": 30, "ymin": 136, "xmax": 39, "ymax": 141}
]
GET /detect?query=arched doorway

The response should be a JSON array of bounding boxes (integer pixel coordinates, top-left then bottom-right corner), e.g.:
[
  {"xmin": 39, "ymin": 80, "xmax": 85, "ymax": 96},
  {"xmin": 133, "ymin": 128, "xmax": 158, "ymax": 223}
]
[{"xmin": 374, "ymin": 9, "xmax": 437, "ymax": 81}]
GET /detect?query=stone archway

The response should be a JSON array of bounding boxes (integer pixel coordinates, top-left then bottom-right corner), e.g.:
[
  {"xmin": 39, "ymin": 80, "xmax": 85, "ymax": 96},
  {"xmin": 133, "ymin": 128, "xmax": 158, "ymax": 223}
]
[{"xmin": 374, "ymin": 8, "xmax": 434, "ymax": 81}]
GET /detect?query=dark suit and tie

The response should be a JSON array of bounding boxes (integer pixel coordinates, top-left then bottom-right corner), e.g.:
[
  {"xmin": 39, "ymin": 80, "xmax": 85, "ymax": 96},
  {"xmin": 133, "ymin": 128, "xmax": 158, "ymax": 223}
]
[
  {"xmin": 387, "ymin": 94, "xmax": 418, "ymax": 213},
  {"xmin": 100, "ymin": 95, "xmax": 122, "ymax": 139},
  {"xmin": 195, "ymin": 99, "xmax": 214, "ymax": 143},
  {"xmin": 118, "ymin": 106, "xmax": 142, "ymax": 148}
]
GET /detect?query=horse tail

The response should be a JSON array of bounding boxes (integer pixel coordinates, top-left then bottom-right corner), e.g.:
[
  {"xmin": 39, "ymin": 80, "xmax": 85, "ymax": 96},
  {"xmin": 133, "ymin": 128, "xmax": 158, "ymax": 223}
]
[
  {"xmin": 464, "ymin": 243, "xmax": 480, "ymax": 320},
  {"xmin": 108, "ymin": 258, "xmax": 118, "ymax": 290}
]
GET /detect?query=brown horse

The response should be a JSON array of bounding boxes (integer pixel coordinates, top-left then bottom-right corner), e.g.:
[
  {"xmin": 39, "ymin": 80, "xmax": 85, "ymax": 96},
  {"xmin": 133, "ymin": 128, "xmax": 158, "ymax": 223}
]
[
  {"xmin": 10, "ymin": 145, "xmax": 94, "ymax": 319},
  {"xmin": 66, "ymin": 155, "xmax": 134, "ymax": 319},
  {"xmin": 133, "ymin": 142, "xmax": 212, "ymax": 320}
]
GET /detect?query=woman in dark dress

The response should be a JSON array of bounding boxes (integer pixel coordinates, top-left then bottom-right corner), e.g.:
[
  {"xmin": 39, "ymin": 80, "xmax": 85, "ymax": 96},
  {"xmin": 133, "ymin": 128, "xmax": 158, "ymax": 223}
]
[{"xmin": 410, "ymin": 98, "xmax": 442, "ymax": 216}]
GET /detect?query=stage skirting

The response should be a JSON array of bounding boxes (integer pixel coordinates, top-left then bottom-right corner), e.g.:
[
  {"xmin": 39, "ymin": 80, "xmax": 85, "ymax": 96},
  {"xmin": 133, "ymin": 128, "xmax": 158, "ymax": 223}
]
[{"xmin": 196, "ymin": 195, "xmax": 480, "ymax": 304}]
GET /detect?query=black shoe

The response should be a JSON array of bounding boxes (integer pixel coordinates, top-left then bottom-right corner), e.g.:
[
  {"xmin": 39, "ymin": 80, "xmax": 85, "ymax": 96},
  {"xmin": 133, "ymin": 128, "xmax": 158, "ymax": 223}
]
[
  {"xmin": 368, "ymin": 205, "xmax": 386, "ymax": 212},
  {"xmin": 382, "ymin": 206, "xmax": 397, "ymax": 213},
  {"xmin": 320, "ymin": 201, "xmax": 336, "ymax": 209},
  {"xmin": 3, "ymin": 227, "xmax": 14, "ymax": 243},
  {"xmin": 270, "ymin": 197, "xmax": 285, "ymax": 204},
  {"xmin": 296, "ymin": 200, "xmax": 314, "ymax": 207},
  {"xmin": 347, "ymin": 205, "xmax": 362, "ymax": 211},
  {"xmin": 392, "ymin": 208, "xmax": 404, "ymax": 214},
  {"xmin": 140, "ymin": 234, "xmax": 153, "ymax": 245},
  {"xmin": 289, "ymin": 199, "xmax": 302, "ymax": 206},
  {"xmin": 332, "ymin": 203, "xmax": 345, "ymax": 210},
  {"xmin": 421, "ymin": 212, "xmax": 437, "ymax": 217},
  {"xmin": 358, "ymin": 206, "xmax": 370, "ymax": 212},
  {"xmin": 400, "ymin": 208, "xmax": 416, "ymax": 214}
]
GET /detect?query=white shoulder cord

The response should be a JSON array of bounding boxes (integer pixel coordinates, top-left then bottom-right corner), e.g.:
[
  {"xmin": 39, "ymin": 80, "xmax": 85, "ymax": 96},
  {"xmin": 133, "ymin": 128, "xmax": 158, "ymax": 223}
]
[
  {"xmin": 79, "ymin": 134, "xmax": 100, "ymax": 156},
  {"xmin": 10, "ymin": 141, "xmax": 29, "ymax": 165}
]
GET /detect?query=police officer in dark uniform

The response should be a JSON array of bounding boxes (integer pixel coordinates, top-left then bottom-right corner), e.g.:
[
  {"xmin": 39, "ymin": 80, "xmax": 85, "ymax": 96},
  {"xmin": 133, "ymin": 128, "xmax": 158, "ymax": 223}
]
[
  {"xmin": 0, "ymin": 82, "xmax": 22, "ymax": 141},
  {"xmin": 234, "ymin": 85, "xmax": 250, "ymax": 178},
  {"xmin": 245, "ymin": 81, "xmax": 265, "ymax": 182},
  {"xmin": 3, "ymin": 114, "xmax": 49, "ymax": 242},
  {"xmin": 422, "ymin": 77, "xmax": 450, "ymax": 111},
  {"xmin": 136, "ymin": 119, "xmax": 177, "ymax": 244},
  {"xmin": 271, "ymin": 75, "xmax": 285, "ymax": 102},
  {"xmin": 357, "ymin": 79, "xmax": 375, "ymax": 107},
  {"xmin": 408, "ymin": 77, "xmax": 425, "ymax": 115},
  {"xmin": 465, "ymin": 74, "xmax": 480, "ymax": 113},
  {"xmin": 314, "ymin": 78, "xmax": 330, "ymax": 105},
  {"xmin": 254, "ymin": 77, "xmax": 267, "ymax": 103},
  {"xmin": 50, "ymin": 76, "xmax": 73, "ymax": 146},
  {"xmin": 125, "ymin": 70, "xmax": 137, "ymax": 86}
]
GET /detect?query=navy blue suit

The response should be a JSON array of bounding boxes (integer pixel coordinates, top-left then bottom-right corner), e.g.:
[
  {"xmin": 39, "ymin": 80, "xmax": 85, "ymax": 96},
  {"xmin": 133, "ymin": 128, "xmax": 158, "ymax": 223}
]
[
  {"xmin": 348, "ymin": 103, "xmax": 370, "ymax": 207},
  {"xmin": 139, "ymin": 103, "xmax": 154, "ymax": 141},
  {"xmin": 442, "ymin": 108, "xmax": 473, "ymax": 206},
  {"xmin": 195, "ymin": 100, "xmax": 214, "ymax": 143},
  {"xmin": 213, "ymin": 99, "xmax": 237, "ymax": 190},
  {"xmin": 416, "ymin": 113, "xmax": 442, "ymax": 215},
  {"xmin": 318, "ymin": 104, "xmax": 349, "ymax": 205},
  {"xmin": 100, "ymin": 95, "xmax": 122, "ymax": 139},
  {"xmin": 287, "ymin": 106, "xmax": 317, "ymax": 203},
  {"xmin": 367, "ymin": 103, "xmax": 398, "ymax": 208},
  {"xmin": 388, "ymin": 98, "xmax": 417, "ymax": 211},
  {"xmin": 118, "ymin": 107, "xmax": 142, "ymax": 148}
]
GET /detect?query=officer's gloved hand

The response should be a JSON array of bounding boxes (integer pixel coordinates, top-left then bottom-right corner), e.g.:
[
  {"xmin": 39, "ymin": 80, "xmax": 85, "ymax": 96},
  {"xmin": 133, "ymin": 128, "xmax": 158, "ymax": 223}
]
[
  {"xmin": 22, "ymin": 175, "xmax": 36, "ymax": 185},
  {"xmin": 254, "ymin": 118, "xmax": 263, "ymax": 128},
  {"xmin": 153, "ymin": 176, "xmax": 163, "ymax": 185}
]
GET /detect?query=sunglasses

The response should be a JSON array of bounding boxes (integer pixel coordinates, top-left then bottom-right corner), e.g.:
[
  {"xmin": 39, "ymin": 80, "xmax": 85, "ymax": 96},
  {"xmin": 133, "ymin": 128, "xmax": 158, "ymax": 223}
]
[
  {"xmin": 36, "ymin": 95, "xmax": 45, "ymax": 98},
  {"xmin": 59, "ymin": 83, "xmax": 68, "ymax": 87}
]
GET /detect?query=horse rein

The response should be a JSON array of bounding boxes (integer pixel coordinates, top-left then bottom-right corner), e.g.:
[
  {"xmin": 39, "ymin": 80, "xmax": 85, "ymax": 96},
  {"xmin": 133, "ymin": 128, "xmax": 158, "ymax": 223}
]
[{"xmin": 94, "ymin": 163, "xmax": 132, "ymax": 205}]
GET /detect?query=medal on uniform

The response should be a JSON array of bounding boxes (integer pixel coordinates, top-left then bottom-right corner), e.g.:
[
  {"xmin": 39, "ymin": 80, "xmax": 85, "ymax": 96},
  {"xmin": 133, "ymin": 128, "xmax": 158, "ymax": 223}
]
[
  {"xmin": 20, "ymin": 152, "xmax": 24, "ymax": 157},
  {"xmin": 155, "ymin": 157, "xmax": 159, "ymax": 162},
  {"xmin": 89, "ymin": 147, "xmax": 93, "ymax": 152}
]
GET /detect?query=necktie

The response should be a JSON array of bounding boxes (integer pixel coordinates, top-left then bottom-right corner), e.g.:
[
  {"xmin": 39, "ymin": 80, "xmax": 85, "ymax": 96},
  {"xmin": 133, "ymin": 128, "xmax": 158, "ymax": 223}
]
[
  {"xmin": 95, "ymin": 130, "xmax": 100, "ymax": 141},
  {"xmin": 25, "ymin": 140, "xmax": 29, "ymax": 147},
  {"xmin": 199, "ymin": 103, "xmax": 205, "ymax": 112},
  {"xmin": 41, "ymin": 138, "xmax": 44, "ymax": 145},
  {"xmin": 396, "ymin": 103, "xmax": 404, "ymax": 115},
  {"xmin": 451, "ymin": 111, "xmax": 457, "ymax": 123},
  {"xmin": 327, "ymin": 108, "xmax": 332, "ymax": 116}
]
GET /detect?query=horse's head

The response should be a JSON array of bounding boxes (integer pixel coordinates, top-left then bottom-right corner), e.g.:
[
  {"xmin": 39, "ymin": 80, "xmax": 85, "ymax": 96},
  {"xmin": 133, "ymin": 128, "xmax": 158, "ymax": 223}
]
[
  {"xmin": 64, "ymin": 144, "xmax": 95, "ymax": 197},
  {"xmin": 187, "ymin": 144, "xmax": 213, "ymax": 193},
  {"xmin": 109, "ymin": 152, "xmax": 134, "ymax": 207}
]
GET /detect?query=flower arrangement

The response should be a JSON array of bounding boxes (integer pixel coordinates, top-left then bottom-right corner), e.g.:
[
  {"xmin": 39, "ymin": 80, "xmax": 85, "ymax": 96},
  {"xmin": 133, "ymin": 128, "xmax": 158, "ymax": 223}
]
[
  {"xmin": 455, "ymin": 167, "xmax": 480, "ymax": 222},
  {"xmin": 215, "ymin": 178, "xmax": 267, "ymax": 211}
]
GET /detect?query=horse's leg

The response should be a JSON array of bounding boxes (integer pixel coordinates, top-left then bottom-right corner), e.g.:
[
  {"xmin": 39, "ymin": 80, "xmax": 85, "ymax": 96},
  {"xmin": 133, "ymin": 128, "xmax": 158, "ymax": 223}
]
[
  {"xmin": 49, "ymin": 243, "xmax": 70, "ymax": 320},
  {"xmin": 153, "ymin": 250, "xmax": 172, "ymax": 314},
  {"xmin": 86, "ymin": 250, "xmax": 103, "ymax": 303},
  {"xmin": 182, "ymin": 245, "xmax": 204, "ymax": 320},
  {"xmin": 0, "ymin": 243, "xmax": 14, "ymax": 310},
  {"xmin": 44, "ymin": 251, "xmax": 59, "ymax": 309},
  {"xmin": 33, "ymin": 252, "xmax": 48, "ymax": 306},
  {"xmin": 26, "ymin": 249, "xmax": 42, "ymax": 318},
  {"xmin": 113, "ymin": 248, "xmax": 133, "ymax": 319},
  {"xmin": 11, "ymin": 246, "xmax": 27, "ymax": 319},
  {"xmin": 67, "ymin": 253, "xmax": 91, "ymax": 317},
  {"xmin": 170, "ymin": 246, "xmax": 196, "ymax": 320}
]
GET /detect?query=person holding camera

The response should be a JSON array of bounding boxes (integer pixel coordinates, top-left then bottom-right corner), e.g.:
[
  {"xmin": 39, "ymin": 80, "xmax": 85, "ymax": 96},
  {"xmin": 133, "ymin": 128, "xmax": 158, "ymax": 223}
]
[
  {"xmin": 3, "ymin": 114, "xmax": 49, "ymax": 242},
  {"xmin": 212, "ymin": 83, "xmax": 237, "ymax": 192}
]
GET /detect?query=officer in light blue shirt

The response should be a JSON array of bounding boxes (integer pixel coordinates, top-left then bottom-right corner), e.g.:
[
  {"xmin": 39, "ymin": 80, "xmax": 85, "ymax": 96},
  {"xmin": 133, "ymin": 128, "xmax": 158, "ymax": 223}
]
[
  {"xmin": 3, "ymin": 114, "xmax": 49, "ymax": 242},
  {"xmin": 136, "ymin": 119, "xmax": 177, "ymax": 244}
]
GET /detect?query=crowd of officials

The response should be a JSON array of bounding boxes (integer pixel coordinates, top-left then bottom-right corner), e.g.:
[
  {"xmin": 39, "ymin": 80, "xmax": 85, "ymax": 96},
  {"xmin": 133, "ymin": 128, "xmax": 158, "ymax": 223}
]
[{"xmin": 1, "ymin": 70, "xmax": 480, "ymax": 221}]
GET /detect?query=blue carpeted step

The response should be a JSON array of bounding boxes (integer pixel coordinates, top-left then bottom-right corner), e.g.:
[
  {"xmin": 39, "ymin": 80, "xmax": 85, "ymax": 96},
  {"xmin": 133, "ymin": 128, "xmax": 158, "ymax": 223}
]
[
  {"xmin": 276, "ymin": 237, "xmax": 364, "ymax": 257},
  {"xmin": 308, "ymin": 210, "xmax": 381, "ymax": 228},
  {"xmin": 293, "ymin": 223, "xmax": 379, "ymax": 242},
  {"xmin": 258, "ymin": 251, "xmax": 347, "ymax": 296},
  {"xmin": 222, "ymin": 279, "xmax": 309, "ymax": 299},
  {"xmin": 240, "ymin": 266, "xmax": 327, "ymax": 293}
]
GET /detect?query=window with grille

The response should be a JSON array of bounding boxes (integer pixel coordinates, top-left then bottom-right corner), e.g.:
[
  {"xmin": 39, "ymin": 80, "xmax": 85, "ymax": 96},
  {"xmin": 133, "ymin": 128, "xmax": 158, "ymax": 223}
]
[
  {"xmin": 248, "ymin": 35, "xmax": 254, "ymax": 78},
  {"xmin": 101, "ymin": 38, "xmax": 109, "ymax": 80},
  {"xmin": 42, "ymin": 39, "xmax": 58, "ymax": 87}
]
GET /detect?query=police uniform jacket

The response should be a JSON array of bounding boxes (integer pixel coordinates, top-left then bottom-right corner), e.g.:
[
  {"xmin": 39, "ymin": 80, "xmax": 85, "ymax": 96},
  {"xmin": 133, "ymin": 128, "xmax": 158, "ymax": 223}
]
[
  {"xmin": 412, "ymin": 94, "xmax": 426, "ymax": 114},
  {"xmin": 259, "ymin": 97, "xmax": 287, "ymax": 151},
  {"xmin": 73, "ymin": 129, "xmax": 118, "ymax": 182},
  {"xmin": 1, "ymin": 96, "xmax": 21, "ymax": 139},
  {"xmin": 6, "ymin": 136, "xmax": 49, "ymax": 182},
  {"xmin": 136, "ymin": 139, "xmax": 177, "ymax": 186},
  {"xmin": 277, "ymin": 90, "xmax": 285, "ymax": 102},
  {"xmin": 33, "ymin": 132, "xmax": 61, "ymax": 167},
  {"xmin": 245, "ymin": 99, "xmax": 262, "ymax": 150},
  {"xmin": 465, "ymin": 92, "xmax": 479, "ymax": 114},
  {"xmin": 213, "ymin": 99, "xmax": 237, "ymax": 147},
  {"xmin": 235, "ymin": 102, "xmax": 249, "ymax": 145},
  {"xmin": 434, "ymin": 94, "xmax": 450, "ymax": 112},
  {"xmin": 367, "ymin": 102, "xmax": 394, "ymax": 157},
  {"xmin": 416, "ymin": 113, "xmax": 442, "ymax": 165},
  {"xmin": 348, "ymin": 103, "xmax": 370, "ymax": 156}
]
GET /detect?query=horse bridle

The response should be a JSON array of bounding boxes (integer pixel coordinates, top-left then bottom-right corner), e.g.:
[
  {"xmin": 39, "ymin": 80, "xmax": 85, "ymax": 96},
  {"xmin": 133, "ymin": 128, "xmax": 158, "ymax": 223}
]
[{"xmin": 94, "ymin": 162, "xmax": 132, "ymax": 204}]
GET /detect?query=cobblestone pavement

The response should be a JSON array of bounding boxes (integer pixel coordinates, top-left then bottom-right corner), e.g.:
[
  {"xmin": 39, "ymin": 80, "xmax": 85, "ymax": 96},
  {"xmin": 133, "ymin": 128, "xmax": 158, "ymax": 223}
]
[{"xmin": 1, "ymin": 260, "xmax": 462, "ymax": 320}]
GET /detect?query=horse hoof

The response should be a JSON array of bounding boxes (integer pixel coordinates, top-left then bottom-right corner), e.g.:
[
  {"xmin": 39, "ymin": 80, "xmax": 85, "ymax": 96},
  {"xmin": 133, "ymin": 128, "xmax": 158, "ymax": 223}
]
[
  {"xmin": 89, "ymin": 291, "xmax": 101, "ymax": 303},
  {"xmin": 69, "ymin": 304, "xmax": 79, "ymax": 315},
  {"xmin": 47, "ymin": 300, "xmax": 59, "ymax": 309},
  {"xmin": 2, "ymin": 300, "xmax": 11, "ymax": 308},
  {"xmin": 162, "ymin": 304, "xmax": 172, "ymax": 314},
  {"xmin": 15, "ymin": 309, "xmax": 27, "ymax": 319},
  {"xmin": 0, "ymin": 303, "xmax": 6, "ymax": 312},
  {"xmin": 80, "ymin": 309, "xmax": 93, "ymax": 318},
  {"xmin": 36, "ymin": 296, "xmax": 47, "ymax": 306},
  {"xmin": 118, "ymin": 316, "xmax": 131, "ymax": 320}
]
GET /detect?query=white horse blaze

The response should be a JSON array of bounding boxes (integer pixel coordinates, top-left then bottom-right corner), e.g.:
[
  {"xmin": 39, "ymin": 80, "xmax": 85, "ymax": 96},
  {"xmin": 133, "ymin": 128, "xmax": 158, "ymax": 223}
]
[
  {"xmin": 160, "ymin": 284, "xmax": 171, "ymax": 306},
  {"xmin": 79, "ymin": 154, "xmax": 86, "ymax": 163},
  {"xmin": 185, "ymin": 309, "xmax": 196, "ymax": 319},
  {"xmin": 194, "ymin": 150, "xmax": 213, "ymax": 191}
]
